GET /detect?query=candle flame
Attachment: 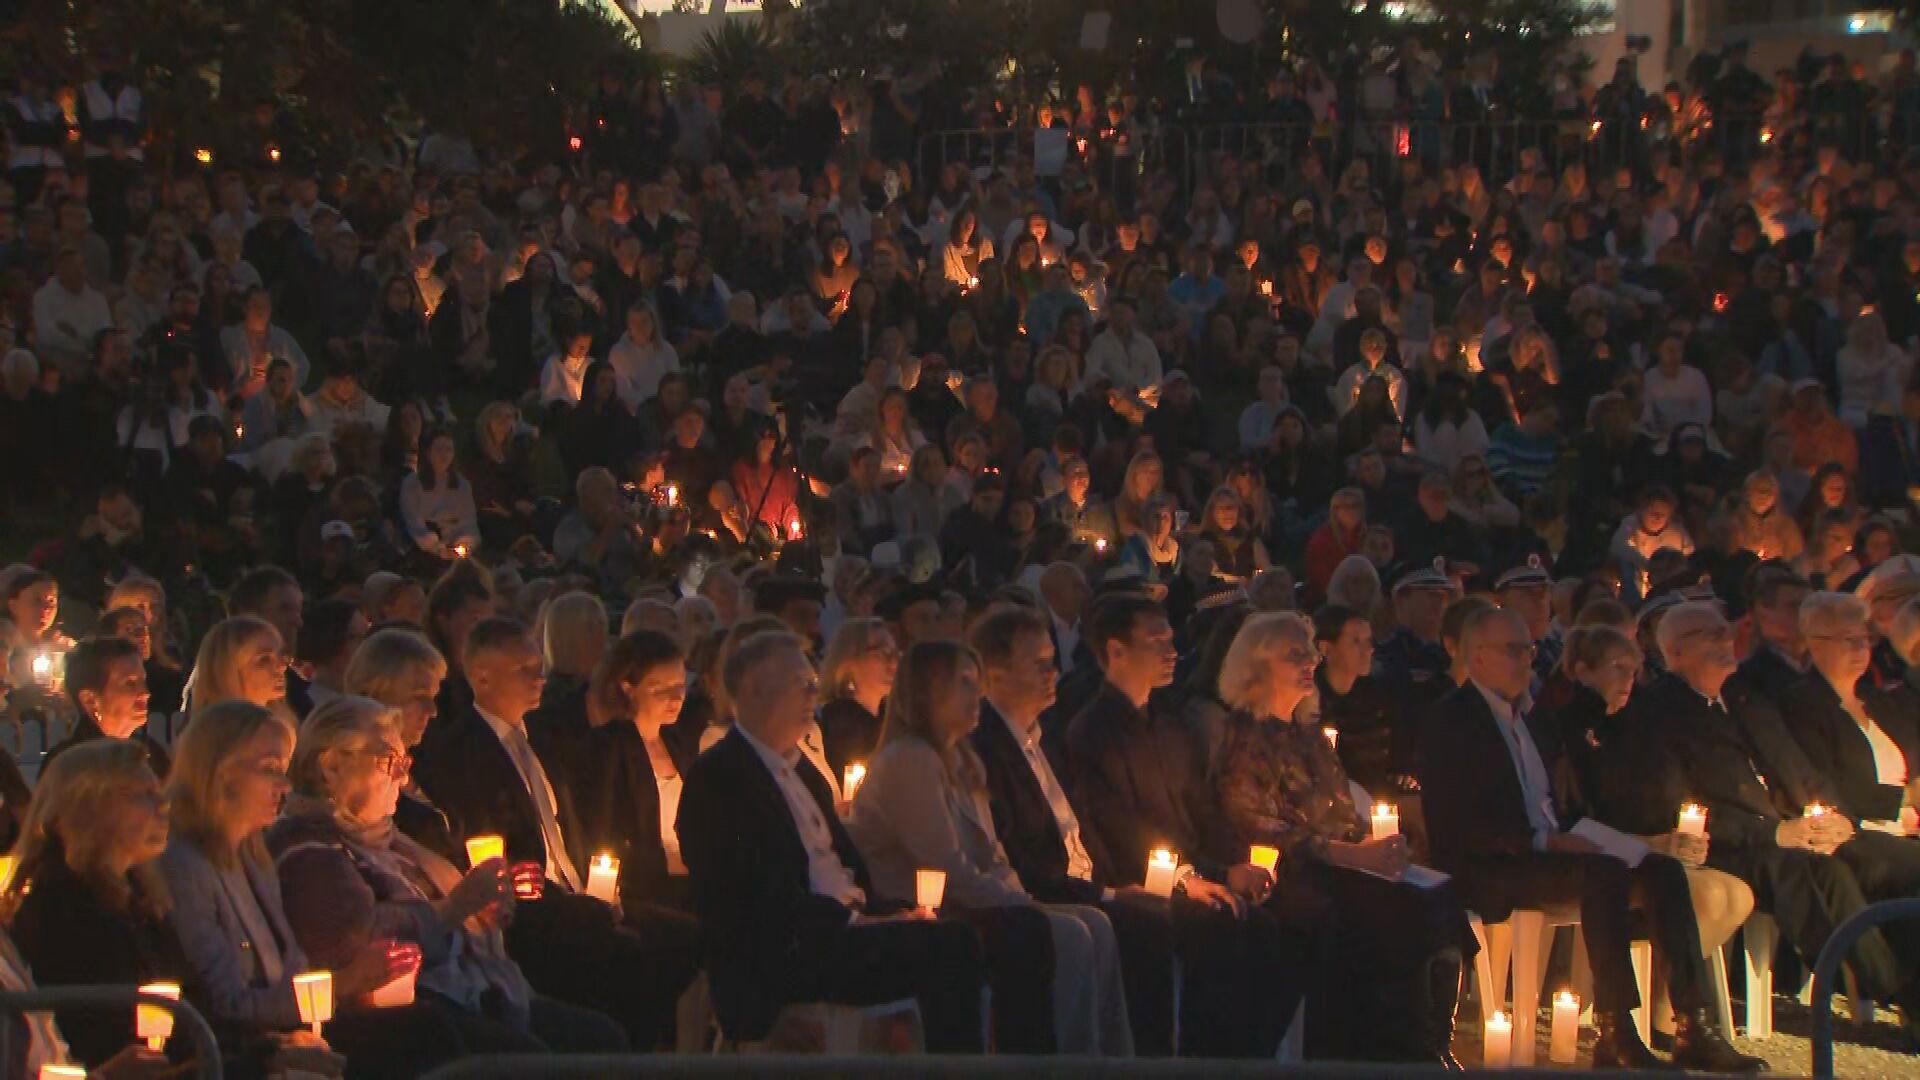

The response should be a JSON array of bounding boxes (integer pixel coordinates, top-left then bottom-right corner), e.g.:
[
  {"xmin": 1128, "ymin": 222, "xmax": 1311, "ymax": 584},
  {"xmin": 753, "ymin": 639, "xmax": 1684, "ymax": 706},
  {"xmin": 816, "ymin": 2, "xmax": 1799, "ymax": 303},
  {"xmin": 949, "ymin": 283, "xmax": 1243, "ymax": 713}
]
[
  {"xmin": 268, "ymin": 145, "xmax": 282, "ymax": 163},
  {"xmin": 194, "ymin": 147, "xmax": 213, "ymax": 165},
  {"xmin": 1554, "ymin": 990, "xmax": 1578, "ymax": 1007},
  {"xmin": 592, "ymin": 853, "xmax": 616, "ymax": 872},
  {"xmin": 1149, "ymin": 847, "xmax": 1177, "ymax": 868}
]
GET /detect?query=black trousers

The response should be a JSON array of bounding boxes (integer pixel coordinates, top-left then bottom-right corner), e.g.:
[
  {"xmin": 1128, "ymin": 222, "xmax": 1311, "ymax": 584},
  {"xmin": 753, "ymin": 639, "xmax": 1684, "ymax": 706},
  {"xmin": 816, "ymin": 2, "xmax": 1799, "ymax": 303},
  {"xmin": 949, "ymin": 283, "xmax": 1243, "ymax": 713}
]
[
  {"xmin": 952, "ymin": 905, "xmax": 1057, "ymax": 1054},
  {"xmin": 790, "ymin": 915, "xmax": 986, "ymax": 1053},
  {"xmin": 1171, "ymin": 889, "xmax": 1315, "ymax": 1058},
  {"xmin": 1453, "ymin": 851, "xmax": 1707, "ymax": 1015},
  {"xmin": 324, "ymin": 1002, "xmax": 470, "ymax": 1080},
  {"xmin": 1715, "ymin": 836, "xmax": 1920, "ymax": 1001},
  {"xmin": 420, "ymin": 992, "xmax": 630, "ymax": 1054},
  {"xmin": 505, "ymin": 891, "xmax": 702, "ymax": 1049},
  {"xmin": 1100, "ymin": 891, "xmax": 1178, "ymax": 1056}
]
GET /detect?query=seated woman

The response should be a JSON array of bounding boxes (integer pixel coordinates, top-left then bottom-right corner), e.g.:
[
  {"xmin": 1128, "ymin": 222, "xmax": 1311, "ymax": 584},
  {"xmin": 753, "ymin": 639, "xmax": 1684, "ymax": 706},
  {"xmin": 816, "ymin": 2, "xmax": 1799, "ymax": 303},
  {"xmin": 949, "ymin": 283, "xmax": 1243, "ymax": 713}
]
[
  {"xmin": 1543, "ymin": 624, "xmax": 1755, "ymax": 1038},
  {"xmin": 183, "ymin": 615, "xmax": 294, "ymax": 725},
  {"xmin": 269, "ymin": 696, "xmax": 628, "ymax": 1055},
  {"xmin": 8, "ymin": 741, "xmax": 185, "ymax": 1073},
  {"xmin": 159, "ymin": 700, "xmax": 463, "ymax": 1080},
  {"xmin": 816, "ymin": 617, "xmax": 899, "ymax": 777},
  {"xmin": 527, "ymin": 591, "xmax": 610, "ymax": 759},
  {"xmin": 568, "ymin": 630, "xmax": 701, "ymax": 916},
  {"xmin": 1785, "ymin": 592, "xmax": 1920, "ymax": 832},
  {"xmin": 1116, "ymin": 493, "xmax": 1182, "ymax": 593},
  {"xmin": 398, "ymin": 429, "xmax": 481, "ymax": 564},
  {"xmin": 344, "ymin": 627, "xmax": 461, "ymax": 865},
  {"xmin": 849, "ymin": 641, "xmax": 1132, "ymax": 1056},
  {"xmin": 1215, "ymin": 611, "xmax": 1476, "ymax": 1068}
]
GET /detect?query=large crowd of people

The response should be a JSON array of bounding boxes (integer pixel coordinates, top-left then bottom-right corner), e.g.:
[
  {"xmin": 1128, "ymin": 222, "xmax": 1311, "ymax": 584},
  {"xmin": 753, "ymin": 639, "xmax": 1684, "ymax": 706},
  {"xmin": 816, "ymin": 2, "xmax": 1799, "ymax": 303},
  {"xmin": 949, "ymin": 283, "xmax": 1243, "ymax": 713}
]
[{"xmin": 0, "ymin": 25, "xmax": 1919, "ymax": 1077}]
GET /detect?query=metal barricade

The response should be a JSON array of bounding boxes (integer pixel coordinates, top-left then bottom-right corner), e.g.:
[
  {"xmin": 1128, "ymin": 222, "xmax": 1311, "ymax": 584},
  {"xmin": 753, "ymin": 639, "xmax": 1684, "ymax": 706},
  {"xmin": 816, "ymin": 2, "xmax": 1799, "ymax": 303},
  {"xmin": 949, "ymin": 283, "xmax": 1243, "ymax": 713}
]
[
  {"xmin": 0, "ymin": 985, "xmax": 223, "ymax": 1079},
  {"xmin": 1809, "ymin": 896, "xmax": 1920, "ymax": 1079}
]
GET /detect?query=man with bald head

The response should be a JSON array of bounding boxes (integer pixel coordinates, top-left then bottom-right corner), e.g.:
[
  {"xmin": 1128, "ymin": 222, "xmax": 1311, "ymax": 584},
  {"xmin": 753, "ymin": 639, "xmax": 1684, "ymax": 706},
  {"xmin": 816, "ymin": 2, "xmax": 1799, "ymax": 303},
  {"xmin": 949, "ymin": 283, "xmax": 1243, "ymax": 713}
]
[
  {"xmin": 675, "ymin": 630, "xmax": 986, "ymax": 1051},
  {"xmin": 1420, "ymin": 607, "xmax": 1761, "ymax": 1071},
  {"xmin": 1636, "ymin": 601, "xmax": 1920, "ymax": 1038}
]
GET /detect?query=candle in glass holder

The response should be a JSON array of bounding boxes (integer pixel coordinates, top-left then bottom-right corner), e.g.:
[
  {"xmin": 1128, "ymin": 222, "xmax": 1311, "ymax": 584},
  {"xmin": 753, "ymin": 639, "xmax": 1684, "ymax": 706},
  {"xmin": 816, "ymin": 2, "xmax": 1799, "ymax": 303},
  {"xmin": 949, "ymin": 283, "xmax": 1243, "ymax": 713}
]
[
  {"xmin": 915, "ymin": 868, "xmax": 947, "ymax": 910},
  {"xmin": 842, "ymin": 763, "xmax": 867, "ymax": 799},
  {"xmin": 30, "ymin": 650, "xmax": 52, "ymax": 687},
  {"xmin": 1483, "ymin": 1009, "xmax": 1512, "ymax": 1067},
  {"xmin": 292, "ymin": 971, "xmax": 334, "ymax": 1037},
  {"xmin": 1677, "ymin": 803, "xmax": 1707, "ymax": 836},
  {"xmin": 585, "ymin": 853, "xmax": 620, "ymax": 903},
  {"xmin": 1549, "ymin": 989, "xmax": 1580, "ymax": 1063},
  {"xmin": 136, "ymin": 982, "xmax": 180, "ymax": 1052},
  {"xmin": 1143, "ymin": 848, "xmax": 1179, "ymax": 898},
  {"xmin": 465, "ymin": 835, "xmax": 505, "ymax": 868},
  {"xmin": 1370, "ymin": 801, "xmax": 1400, "ymax": 840},
  {"xmin": 1248, "ymin": 845, "xmax": 1279, "ymax": 874},
  {"xmin": 367, "ymin": 969, "xmax": 417, "ymax": 1009}
]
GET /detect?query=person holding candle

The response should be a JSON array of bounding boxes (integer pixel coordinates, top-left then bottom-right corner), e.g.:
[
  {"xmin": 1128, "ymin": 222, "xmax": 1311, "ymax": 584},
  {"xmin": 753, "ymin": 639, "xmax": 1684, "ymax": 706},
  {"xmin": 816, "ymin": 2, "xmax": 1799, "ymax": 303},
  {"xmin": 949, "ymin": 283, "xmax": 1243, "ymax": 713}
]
[
  {"xmin": 675, "ymin": 629, "xmax": 989, "ymax": 1052},
  {"xmin": 159, "ymin": 700, "xmax": 457, "ymax": 1079},
  {"xmin": 1311, "ymin": 605, "xmax": 1409, "ymax": 797},
  {"xmin": 7, "ymin": 741, "xmax": 186, "ymax": 1072},
  {"xmin": 1215, "ymin": 611, "xmax": 1476, "ymax": 1067},
  {"xmin": 268, "ymin": 696, "xmax": 628, "ymax": 1055},
  {"xmin": 816, "ymin": 618, "xmax": 898, "ymax": 778},
  {"xmin": 1419, "ymin": 606, "xmax": 1764, "ymax": 1071},
  {"xmin": 1784, "ymin": 592, "xmax": 1920, "ymax": 840},
  {"xmin": 408, "ymin": 617, "xmax": 700, "ymax": 1049},
  {"xmin": 44, "ymin": 635, "xmax": 170, "ymax": 779},
  {"xmin": 1067, "ymin": 593, "xmax": 1312, "ymax": 1059},
  {"xmin": 0, "ymin": 566, "xmax": 72, "ymax": 694},
  {"xmin": 849, "ymin": 638, "xmax": 1131, "ymax": 1056}
]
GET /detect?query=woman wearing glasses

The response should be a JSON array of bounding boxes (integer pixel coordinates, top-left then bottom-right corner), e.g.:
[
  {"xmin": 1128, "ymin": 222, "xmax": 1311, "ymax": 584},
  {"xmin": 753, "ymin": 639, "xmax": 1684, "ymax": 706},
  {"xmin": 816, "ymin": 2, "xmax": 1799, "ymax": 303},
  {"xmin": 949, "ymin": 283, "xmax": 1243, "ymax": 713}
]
[
  {"xmin": 816, "ymin": 618, "xmax": 899, "ymax": 778},
  {"xmin": 268, "ymin": 695, "xmax": 627, "ymax": 1055},
  {"xmin": 1783, "ymin": 592, "xmax": 1920, "ymax": 834}
]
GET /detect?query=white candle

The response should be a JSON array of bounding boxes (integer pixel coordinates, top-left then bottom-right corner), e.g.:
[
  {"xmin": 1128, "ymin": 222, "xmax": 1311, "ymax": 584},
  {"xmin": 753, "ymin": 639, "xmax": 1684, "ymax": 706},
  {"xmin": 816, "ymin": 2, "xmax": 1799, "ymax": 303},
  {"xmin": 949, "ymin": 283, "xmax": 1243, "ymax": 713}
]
[
  {"xmin": 1143, "ymin": 848, "xmax": 1179, "ymax": 898},
  {"xmin": 665, "ymin": 484, "xmax": 678, "ymax": 505},
  {"xmin": 1248, "ymin": 845, "xmax": 1279, "ymax": 874},
  {"xmin": 1371, "ymin": 801, "xmax": 1400, "ymax": 840},
  {"xmin": 1094, "ymin": 536, "xmax": 1108, "ymax": 554},
  {"xmin": 136, "ymin": 982, "xmax": 180, "ymax": 1052},
  {"xmin": 367, "ymin": 969, "xmax": 417, "ymax": 1009},
  {"xmin": 39, "ymin": 1067, "xmax": 86, "ymax": 1079},
  {"xmin": 1549, "ymin": 989, "xmax": 1579, "ymax": 1064},
  {"xmin": 1322, "ymin": 726, "xmax": 1339, "ymax": 750},
  {"xmin": 30, "ymin": 650, "xmax": 52, "ymax": 687},
  {"xmin": 585, "ymin": 853, "xmax": 620, "ymax": 903},
  {"xmin": 1805, "ymin": 803, "xmax": 1830, "ymax": 820},
  {"xmin": 915, "ymin": 868, "xmax": 947, "ymax": 910},
  {"xmin": 1484, "ymin": 1009, "xmax": 1512, "ymax": 1067},
  {"xmin": 842, "ymin": 763, "xmax": 867, "ymax": 799},
  {"xmin": 1677, "ymin": 803, "xmax": 1707, "ymax": 837},
  {"xmin": 465, "ymin": 835, "xmax": 505, "ymax": 868},
  {"xmin": 292, "ymin": 971, "xmax": 334, "ymax": 1037}
]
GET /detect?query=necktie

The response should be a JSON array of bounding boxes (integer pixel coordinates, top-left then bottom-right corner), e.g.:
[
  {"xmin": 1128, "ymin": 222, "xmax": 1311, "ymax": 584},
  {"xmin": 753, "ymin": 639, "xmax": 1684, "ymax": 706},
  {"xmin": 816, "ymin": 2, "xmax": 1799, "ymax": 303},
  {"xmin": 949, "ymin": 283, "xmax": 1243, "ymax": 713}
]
[{"xmin": 503, "ymin": 726, "xmax": 583, "ymax": 891}]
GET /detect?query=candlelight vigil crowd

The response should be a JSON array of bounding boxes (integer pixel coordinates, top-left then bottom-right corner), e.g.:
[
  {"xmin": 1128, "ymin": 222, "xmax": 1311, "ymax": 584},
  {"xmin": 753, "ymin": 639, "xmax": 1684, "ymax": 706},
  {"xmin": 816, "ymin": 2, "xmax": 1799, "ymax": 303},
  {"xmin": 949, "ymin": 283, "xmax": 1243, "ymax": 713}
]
[{"xmin": 10, "ymin": 24, "xmax": 1920, "ymax": 1080}]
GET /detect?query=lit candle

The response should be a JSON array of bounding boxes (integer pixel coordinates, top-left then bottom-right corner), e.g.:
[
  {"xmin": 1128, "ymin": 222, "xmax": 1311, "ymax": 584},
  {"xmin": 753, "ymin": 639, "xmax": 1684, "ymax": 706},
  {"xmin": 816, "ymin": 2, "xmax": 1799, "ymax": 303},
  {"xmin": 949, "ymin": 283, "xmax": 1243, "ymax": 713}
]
[
  {"xmin": 1322, "ymin": 726, "xmax": 1339, "ymax": 750},
  {"xmin": 1677, "ymin": 803, "xmax": 1707, "ymax": 837},
  {"xmin": 40, "ymin": 1067, "xmax": 86, "ymax": 1079},
  {"xmin": 789, "ymin": 520, "xmax": 804, "ymax": 541},
  {"xmin": 1094, "ymin": 536, "xmax": 1108, "ymax": 554},
  {"xmin": 233, "ymin": 421, "xmax": 245, "ymax": 440},
  {"xmin": 1143, "ymin": 848, "xmax": 1179, "ymax": 898},
  {"xmin": 843, "ymin": 763, "xmax": 867, "ymax": 799},
  {"xmin": 1258, "ymin": 279, "xmax": 1273, "ymax": 296},
  {"xmin": 1248, "ymin": 845, "xmax": 1279, "ymax": 874},
  {"xmin": 136, "ymin": 982, "xmax": 180, "ymax": 1052},
  {"xmin": 585, "ymin": 853, "xmax": 620, "ymax": 903},
  {"xmin": 292, "ymin": 971, "xmax": 334, "ymax": 1038},
  {"xmin": 1371, "ymin": 801, "xmax": 1400, "ymax": 840},
  {"xmin": 367, "ymin": 969, "xmax": 417, "ymax": 1009},
  {"xmin": 892, "ymin": 463, "xmax": 908, "ymax": 477},
  {"xmin": 0, "ymin": 855, "xmax": 17, "ymax": 892},
  {"xmin": 465, "ymin": 835, "xmax": 505, "ymax": 868},
  {"xmin": 1549, "ymin": 990, "xmax": 1579, "ymax": 1064},
  {"xmin": 193, "ymin": 147, "xmax": 213, "ymax": 166},
  {"xmin": 1484, "ymin": 1009, "xmax": 1512, "ymax": 1067},
  {"xmin": 30, "ymin": 650, "xmax": 52, "ymax": 687},
  {"xmin": 268, "ymin": 144, "xmax": 282, "ymax": 162},
  {"xmin": 916, "ymin": 868, "xmax": 947, "ymax": 910},
  {"xmin": 665, "ymin": 484, "xmax": 678, "ymax": 505},
  {"xmin": 1805, "ymin": 803, "xmax": 1830, "ymax": 819},
  {"xmin": 452, "ymin": 542, "xmax": 469, "ymax": 559}
]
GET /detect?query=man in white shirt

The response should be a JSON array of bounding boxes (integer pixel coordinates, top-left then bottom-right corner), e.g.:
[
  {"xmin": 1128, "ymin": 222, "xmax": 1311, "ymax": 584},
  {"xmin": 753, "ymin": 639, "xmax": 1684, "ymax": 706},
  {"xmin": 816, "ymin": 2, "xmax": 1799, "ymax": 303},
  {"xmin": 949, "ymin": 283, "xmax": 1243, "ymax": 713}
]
[
  {"xmin": 1083, "ymin": 297, "xmax": 1162, "ymax": 396},
  {"xmin": 30, "ymin": 246, "xmax": 113, "ymax": 379}
]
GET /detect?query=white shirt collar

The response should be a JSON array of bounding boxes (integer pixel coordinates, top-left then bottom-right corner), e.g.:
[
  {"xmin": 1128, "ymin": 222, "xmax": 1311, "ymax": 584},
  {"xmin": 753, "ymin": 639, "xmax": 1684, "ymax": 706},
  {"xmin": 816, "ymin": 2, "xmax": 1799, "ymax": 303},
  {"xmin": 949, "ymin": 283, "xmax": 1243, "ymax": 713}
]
[
  {"xmin": 737, "ymin": 723, "xmax": 803, "ymax": 772},
  {"xmin": 1471, "ymin": 678, "xmax": 1532, "ymax": 724}
]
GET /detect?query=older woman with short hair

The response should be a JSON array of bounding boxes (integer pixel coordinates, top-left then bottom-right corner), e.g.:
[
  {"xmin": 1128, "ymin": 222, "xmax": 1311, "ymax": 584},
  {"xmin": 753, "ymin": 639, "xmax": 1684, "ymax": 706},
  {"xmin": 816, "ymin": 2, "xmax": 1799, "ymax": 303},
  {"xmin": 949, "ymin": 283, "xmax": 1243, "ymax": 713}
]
[
  {"xmin": 1215, "ymin": 612, "xmax": 1475, "ymax": 1067},
  {"xmin": 269, "ymin": 696, "xmax": 626, "ymax": 1055},
  {"xmin": 160, "ymin": 700, "xmax": 461, "ymax": 1079},
  {"xmin": 1784, "ymin": 591, "xmax": 1920, "ymax": 830}
]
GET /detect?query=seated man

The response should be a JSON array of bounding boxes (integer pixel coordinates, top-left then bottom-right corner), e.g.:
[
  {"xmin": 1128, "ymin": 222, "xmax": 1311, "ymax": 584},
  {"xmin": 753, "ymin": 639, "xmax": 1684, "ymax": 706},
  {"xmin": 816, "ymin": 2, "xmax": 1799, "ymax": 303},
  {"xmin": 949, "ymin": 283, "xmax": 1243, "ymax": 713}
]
[
  {"xmin": 1067, "ymin": 593, "xmax": 1311, "ymax": 1058},
  {"xmin": 410, "ymin": 617, "xmax": 700, "ymax": 1049},
  {"xmin": 676, "ymin": 629, "xmax": 987, "ymax": 1052},
  {"xmin": 1642, "ymin": 600, "xmax": 1920, "ymax": 1045},
  {"xmin": 1419, "ymin": 606, "xmax": 1761, "ymax": 1071}
]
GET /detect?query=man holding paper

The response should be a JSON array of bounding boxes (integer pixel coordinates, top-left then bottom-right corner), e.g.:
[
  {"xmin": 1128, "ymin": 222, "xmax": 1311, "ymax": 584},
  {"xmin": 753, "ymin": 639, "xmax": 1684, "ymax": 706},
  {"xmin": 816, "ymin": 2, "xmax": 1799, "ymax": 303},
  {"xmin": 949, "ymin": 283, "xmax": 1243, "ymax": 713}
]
[{"xmin": 1418, "ymin": 607, "xmax": 1762, "ymax": 1072}]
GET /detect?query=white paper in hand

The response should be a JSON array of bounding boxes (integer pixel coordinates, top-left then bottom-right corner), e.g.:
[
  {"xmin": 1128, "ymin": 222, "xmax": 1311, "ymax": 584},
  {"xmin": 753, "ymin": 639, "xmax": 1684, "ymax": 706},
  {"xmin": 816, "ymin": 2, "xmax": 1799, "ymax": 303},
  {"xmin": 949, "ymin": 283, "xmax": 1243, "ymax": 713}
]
[{"xmin": 1569, "ymin": 819, "xmax": 1651, "ymax": 867}]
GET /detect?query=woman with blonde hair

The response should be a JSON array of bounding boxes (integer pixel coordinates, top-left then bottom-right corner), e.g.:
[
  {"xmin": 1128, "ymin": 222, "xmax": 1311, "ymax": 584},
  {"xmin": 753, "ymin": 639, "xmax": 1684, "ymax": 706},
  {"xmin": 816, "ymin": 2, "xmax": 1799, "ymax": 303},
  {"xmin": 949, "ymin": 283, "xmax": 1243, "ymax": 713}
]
[
  {"xmin": 528, "ymin": 591, "xmax": 610, "ymax": 753},
  {"xmin": 268, "ymin": 696, "xmax": 625, "ymax": 1055},
  {"xmin": 1112, "ymin": 451, "xmax": 1165, "ymax": 542},
  {"xmin": 849, "ymin": 640, "xmax": 1132, "ymax": 1056},
  {"xmin": 184, "ymin": 615, "xmax": 294, "ymax": 724},
  {"xmin": 1198, "ymin": 486, "xmax": 1271, "ymax": 584},
  {"xmin": 8, "ymin": 740, "xmax": 184, "ymax": 1071},
  {"xmin": 1215, "ymin": 612, "xmax": 1474, "ymax": 1066},
  {"xmin": 161, "ymin": 700, "xmax": 447, "ymax": 1078},
  {"xmin": 816, "ymin": 617, "xmax": 899, "ymax": 776}
]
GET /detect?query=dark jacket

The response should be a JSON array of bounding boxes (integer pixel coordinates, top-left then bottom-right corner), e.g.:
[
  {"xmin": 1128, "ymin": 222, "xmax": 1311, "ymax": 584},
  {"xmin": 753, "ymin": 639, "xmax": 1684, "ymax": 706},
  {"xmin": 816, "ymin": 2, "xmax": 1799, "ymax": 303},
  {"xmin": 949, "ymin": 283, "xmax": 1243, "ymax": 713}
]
[
  {"xmin": 410, "ymin": 701, "xmax": 576, "ymax": 881},
  {"xmin": 675, "ymin": 728, "xmax": 907, "ymax": 1040},
  {"xmin": 1629, "ymin": 674, "xmax": 1813, "ymax": 855},
  {"xmin": 41, "ymin": 716, "xmax": 173, "ymax": 779},
  {"xmin": 1780, "ymin": 673, "xmax": 1920, "ymax": 825},
  {"xmin": 971, "ymin": 700, "xmax": 1104, "ymax": 906},
  {"xmin": 818, "ymin": 697, "xmax": 885, "ymax": 779},
  {"xmin": 1417, "ymin": 681, "xmax": 1587, "ymax": 879},
  {"xmin": 563, "ymin": 720, "xmax": 693, "ymax": 910}
]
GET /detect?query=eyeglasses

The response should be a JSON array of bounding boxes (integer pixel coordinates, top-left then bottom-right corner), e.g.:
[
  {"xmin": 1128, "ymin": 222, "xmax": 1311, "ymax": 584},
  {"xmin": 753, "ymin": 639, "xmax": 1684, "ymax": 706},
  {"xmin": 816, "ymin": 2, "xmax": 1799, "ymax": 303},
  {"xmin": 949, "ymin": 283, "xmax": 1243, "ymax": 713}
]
[{"xmin": 369, "ymin": 748, "xmax": 413, "ymax": 778}]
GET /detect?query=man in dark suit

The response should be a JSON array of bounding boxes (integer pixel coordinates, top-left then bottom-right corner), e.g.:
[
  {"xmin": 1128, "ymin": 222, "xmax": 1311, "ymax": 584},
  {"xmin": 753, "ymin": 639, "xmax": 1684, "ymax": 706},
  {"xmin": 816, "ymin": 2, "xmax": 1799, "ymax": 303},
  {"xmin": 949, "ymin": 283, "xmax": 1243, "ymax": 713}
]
[
  {"xmin": 1066, "ymin": 593, "xmax": 1311, "ymax": 1058},
  {"xmin": 46, "ymin": 635, "xmax": 171, "ymax": 778},
  {"xmin": 968, "ymin": 605, "xmax": 1177, "ymax": 1054},
  {"xmin": 1419, "ymin": 605, "xmax": 1762, "ymax": 1071},
  {"xmin": 1733, "ymin": 566, "xmax": 1814, "ymax": 701},
  {"xmin": 411, "ymin": 617, "xmax": 699, "ymax": 1049},
  {"xmin": 1636, "ymin": 600, "xmax": 1920, "ymax": 1043},
  {"xmin": 676, "ymin": 628, "xmax": 986, "ymax": 1052}
]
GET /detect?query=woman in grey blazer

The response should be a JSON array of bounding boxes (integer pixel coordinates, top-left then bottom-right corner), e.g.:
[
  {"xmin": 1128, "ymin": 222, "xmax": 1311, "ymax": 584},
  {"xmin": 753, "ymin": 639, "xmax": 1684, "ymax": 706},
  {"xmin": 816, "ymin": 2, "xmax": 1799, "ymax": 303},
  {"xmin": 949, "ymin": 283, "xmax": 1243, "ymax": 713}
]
[{"xmin": 848, "ymin": 641, "xmax": 1133, "ymax": 1056}]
